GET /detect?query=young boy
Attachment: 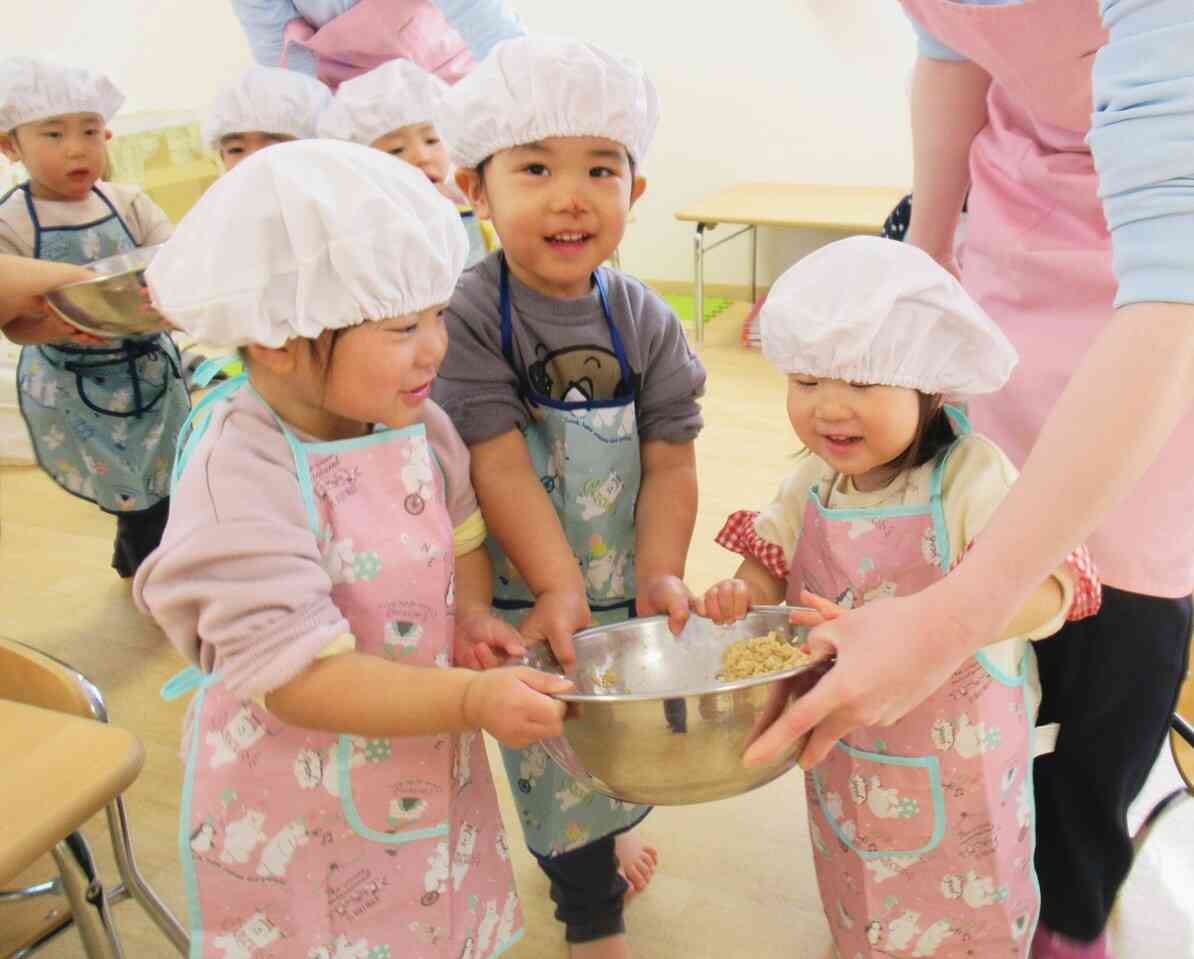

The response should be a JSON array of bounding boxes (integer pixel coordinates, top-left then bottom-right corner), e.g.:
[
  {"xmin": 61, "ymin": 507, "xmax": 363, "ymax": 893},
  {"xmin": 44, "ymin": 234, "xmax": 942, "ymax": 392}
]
[
  {"xmin": 318, "ymin": 58, "xmax": 497, "ymax": 266},
  {"xmin": 0, "ymin": 57, "xmax": 188, "ymax": 577},
  {"xmin": 203, "ymin": 65, "xmax": 330, "ymax": 173},
  {"xmin": 434, "ymin": 36, "xmax": 706, "ymax": 959}
]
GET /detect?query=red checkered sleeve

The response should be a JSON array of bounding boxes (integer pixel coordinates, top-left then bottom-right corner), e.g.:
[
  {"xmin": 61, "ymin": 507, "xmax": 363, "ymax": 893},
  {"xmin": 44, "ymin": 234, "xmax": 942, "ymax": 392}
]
[
  {"xmin": 714, "ymin": 510, "xmax": 789, "ymax": 583},
  {"xmin": 1063, "ymin": 544, "xmax": 1102, "ymax": 620},
  {"xmin": 952, "ymin": 541, "xmax": 1102, "ymax": 622}
]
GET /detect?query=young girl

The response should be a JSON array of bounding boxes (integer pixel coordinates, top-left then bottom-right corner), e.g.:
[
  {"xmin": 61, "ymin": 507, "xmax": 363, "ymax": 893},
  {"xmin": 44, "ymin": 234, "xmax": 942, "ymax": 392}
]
[
  {"xmin": 703, "ymin": 237, "xmax": 1101, "ymax": 959},
  {"xmin": 318, "ymin": 58, "xmax": 497, "ymax": 266},
  {"xmin": 134, "ymin": 140, "xmax": 572, "ymax": 958},
  {"xmin": 0, "ymin": 57, "xmax": 188, "ymax": 577},
  {"xmin": 203, "ymin": 65, "xmax": 330, "ymax": 173}
]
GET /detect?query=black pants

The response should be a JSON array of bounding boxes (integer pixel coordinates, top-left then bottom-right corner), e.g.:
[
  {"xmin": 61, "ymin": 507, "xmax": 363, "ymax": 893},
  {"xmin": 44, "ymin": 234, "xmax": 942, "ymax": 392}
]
[
  {"xmin": 111, "ymin": 496, "xmax": 170, "ymax": 578},
  {"xmin": 1033, "ymin": 585, "xmax": 1191, "ymax": 941},
  {"xmin": 533, "ymin": 835, "xmax": 628, "ymax": 943}
]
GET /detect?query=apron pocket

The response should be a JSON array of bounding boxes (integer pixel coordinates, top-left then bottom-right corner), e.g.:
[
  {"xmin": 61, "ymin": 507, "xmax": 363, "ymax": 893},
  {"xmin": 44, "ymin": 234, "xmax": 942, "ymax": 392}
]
[
  {"xmin": 336, "ymin": 735, "xmax": 450, "ymax": 845},
  {"xmin": 811, "ymin": 742, "xmax": 945, "ymax": 858}
]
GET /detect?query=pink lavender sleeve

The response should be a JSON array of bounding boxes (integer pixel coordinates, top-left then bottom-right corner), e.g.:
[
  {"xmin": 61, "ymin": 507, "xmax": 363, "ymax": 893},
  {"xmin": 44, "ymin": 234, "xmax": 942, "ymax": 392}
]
[
  {"xmin": 133, "ymin": 393, "xmax": 349, "ymax": 699},
  {"xmin": 422, "ymin": 399, "xmax": 479, "ymax": 528}
]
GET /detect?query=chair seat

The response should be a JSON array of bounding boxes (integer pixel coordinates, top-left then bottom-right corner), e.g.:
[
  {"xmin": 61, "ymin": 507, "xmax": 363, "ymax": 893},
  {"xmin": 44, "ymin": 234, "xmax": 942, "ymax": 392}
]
[{"xmin": 0, "ymin": 700, "xmax": 143, "ymax": 886}]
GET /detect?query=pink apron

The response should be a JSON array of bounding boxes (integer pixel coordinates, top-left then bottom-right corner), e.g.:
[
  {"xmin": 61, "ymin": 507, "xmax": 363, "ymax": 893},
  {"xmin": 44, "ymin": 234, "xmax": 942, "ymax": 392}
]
[
  {"xmin": 171, "ymin": 379, "xmax": 522, "ymax": 958},
  {"xmin": 793, "ymin": 430, "xmax": 1039, "ymax": 957},
  {"xmin": 900, "ymin": 0, "xmax": 1194, "ymax": 599},
  {"xmin": 282, "ymin": 0, "xmax": 475, "ymax": 90}
]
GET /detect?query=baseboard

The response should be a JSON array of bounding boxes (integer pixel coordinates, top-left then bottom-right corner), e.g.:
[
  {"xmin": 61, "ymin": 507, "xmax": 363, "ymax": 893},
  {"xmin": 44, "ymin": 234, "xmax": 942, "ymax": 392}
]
[{"xmin": 643, "ymin": 279, "xmax": 770, "ymax": 301}]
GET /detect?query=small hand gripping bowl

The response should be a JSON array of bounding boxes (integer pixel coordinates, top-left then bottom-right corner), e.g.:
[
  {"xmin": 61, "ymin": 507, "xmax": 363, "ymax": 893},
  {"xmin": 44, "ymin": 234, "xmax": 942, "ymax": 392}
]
[
  {"xmin": 523, "ymin": 606, "xmax": 832, "ymax": 805},
  {"xmin": 45, "ymin": 245, "xmax": 168, "ymax": 338}
]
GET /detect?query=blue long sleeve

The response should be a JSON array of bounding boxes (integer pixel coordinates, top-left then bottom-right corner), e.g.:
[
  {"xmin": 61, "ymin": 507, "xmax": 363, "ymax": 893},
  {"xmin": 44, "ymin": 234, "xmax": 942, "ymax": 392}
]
[
  {"xmin": 1090, "ymin": 0, "xmax": 1194, "ymax": 306},
  {"xmin": 431, "ymin": 0, "xmax": 525, "ymax": 59}
]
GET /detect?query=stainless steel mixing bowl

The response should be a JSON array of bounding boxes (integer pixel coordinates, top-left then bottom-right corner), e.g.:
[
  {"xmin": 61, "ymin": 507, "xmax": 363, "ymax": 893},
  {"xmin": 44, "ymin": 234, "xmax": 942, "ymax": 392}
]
[
  {"xmin": 525, "ymin": 606, "xmax": 831, "ymax": 805},
  {"xmin": 45, "ymin": 244, "xmax": 167, "ymax": 338}
]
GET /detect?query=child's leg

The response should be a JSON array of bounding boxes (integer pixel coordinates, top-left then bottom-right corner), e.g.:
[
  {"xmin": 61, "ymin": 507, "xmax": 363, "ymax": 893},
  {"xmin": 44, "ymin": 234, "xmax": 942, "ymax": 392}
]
[
  {"xmin": 535, "ymin": 836, "xmax": 629, "ymax": 950},
  {"xmin": 111, "ymin": 496, "xmax": 170, "ymax": 578},
  {"xmin": 1033, "ymin": 586, "xmax": 1191, "ymax": 944}
]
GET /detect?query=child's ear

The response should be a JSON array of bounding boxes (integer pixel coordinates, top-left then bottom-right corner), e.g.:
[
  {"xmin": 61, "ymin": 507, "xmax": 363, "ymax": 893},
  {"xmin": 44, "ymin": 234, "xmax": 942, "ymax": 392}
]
[
  {"xmin": 455, "ymin": 168, "xmax": 490, "ymax": 219},
  {"xmin": 244, "ymin": 341, "xmax": 299, "ymax": 374},
  {"xmin": 629, "ymin": 176, "xmax": 647, "ymax": 208},
  {"xmin": 0, "ymin": 133, "xmax": 20, "ymax": 163}
]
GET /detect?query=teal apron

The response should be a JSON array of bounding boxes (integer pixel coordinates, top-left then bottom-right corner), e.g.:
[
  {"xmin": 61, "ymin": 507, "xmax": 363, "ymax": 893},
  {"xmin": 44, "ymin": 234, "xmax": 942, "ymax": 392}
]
[
  {"xmin": 490, "ymin": 256, "xmax": 650, "ymax": 856},
  {"xmin": 11, "ymin": 182, "xmax": 189, "ymax": 512}
]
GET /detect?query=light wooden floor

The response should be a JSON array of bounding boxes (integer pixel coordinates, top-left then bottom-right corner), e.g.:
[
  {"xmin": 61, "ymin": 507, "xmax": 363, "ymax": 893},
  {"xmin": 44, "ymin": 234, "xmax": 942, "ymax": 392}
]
[{"xmin": 2, "ymin": 307, "xmax": 1191, "ymax": 958}]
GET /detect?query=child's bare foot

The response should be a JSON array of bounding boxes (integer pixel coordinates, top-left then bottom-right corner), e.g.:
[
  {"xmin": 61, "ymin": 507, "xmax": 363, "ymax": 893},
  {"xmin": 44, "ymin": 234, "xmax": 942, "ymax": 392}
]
[
  {"xmin": 615, "ymin": 831, "xmax": 658, "ymax": 901},
  {"xmin": 571, "ymin": 934, "xmax": 631, "ymax": 959}
]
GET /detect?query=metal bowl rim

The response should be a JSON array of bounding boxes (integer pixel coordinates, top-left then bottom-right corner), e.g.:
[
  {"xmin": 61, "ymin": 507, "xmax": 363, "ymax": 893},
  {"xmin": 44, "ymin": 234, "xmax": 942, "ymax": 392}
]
[{"xmin": 555, "ymin": 605, "xmax": 826, "ymax": 703}]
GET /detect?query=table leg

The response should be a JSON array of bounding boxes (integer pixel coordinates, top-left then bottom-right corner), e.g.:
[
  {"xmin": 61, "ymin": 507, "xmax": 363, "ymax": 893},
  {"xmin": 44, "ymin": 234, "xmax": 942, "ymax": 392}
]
[
  {"xmin": 750, "ymin": 225, "xmax": 758, "ymax": 305},
  {"xmin": 693, "ymin": 224, "xmax": 707, "ymax": 344}
]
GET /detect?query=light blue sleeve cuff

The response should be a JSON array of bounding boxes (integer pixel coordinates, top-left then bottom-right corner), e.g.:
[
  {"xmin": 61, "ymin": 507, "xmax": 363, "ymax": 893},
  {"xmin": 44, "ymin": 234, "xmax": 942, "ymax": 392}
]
[
  {"xmin": 432, "ymin": 0, "xmax": 526, "ymax": 60},
  {"xmin": 1090, "ymin": 0, "xmax": 1194, "ymax": 306},
  {"xmin": 1105, "ymin": 212, "xmax": 1194, "ymax": 307},
  {"xmin": 903, "ymin": 10, "xmax": 967, "ymax": 61},
  {"xmin": 230, "ymin": 0, "xmax": 303, "ymax": 67}
]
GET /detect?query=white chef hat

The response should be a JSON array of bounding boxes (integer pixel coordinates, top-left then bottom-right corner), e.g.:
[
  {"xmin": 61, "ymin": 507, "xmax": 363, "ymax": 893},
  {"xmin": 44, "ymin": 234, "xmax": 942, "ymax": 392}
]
[
  {"xmin": 437, "ymin": 35, "xmax": 658, "ymax": 170},
  {"xmin": 0, "ymin": 57, "xmax": 123, "ymax": 132},
  {"xmin": 202, "ymin": 66, "xmax": 331, "ymax": 151},
  {"xmin": 319, "ymin": 59, "xmax": 449, "ymax": 146},
  {"xmin": 147, "ymin": 139, "xmax": 467, "ymax": 348},
  {"xmin": 761, "ymin": 237, "xmax": 1017, "ymax": 396}
]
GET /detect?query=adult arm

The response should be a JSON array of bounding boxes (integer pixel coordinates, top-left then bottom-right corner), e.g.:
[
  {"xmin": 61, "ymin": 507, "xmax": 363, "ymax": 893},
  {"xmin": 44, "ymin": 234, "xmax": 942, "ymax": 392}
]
[{"xmin": 749, "ymin": 0, "xmax": 1194, "ymax": 769}]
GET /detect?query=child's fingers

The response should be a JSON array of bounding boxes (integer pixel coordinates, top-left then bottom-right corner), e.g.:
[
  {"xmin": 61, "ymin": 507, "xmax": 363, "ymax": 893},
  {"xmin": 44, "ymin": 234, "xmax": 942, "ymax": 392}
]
[
  {"xmin": 474, "ymin": 645, "xmax": 502, "ymax": 671},
  {"xmin": 514, "ymin": 666, "xmax": 574, "ymax": 697}
]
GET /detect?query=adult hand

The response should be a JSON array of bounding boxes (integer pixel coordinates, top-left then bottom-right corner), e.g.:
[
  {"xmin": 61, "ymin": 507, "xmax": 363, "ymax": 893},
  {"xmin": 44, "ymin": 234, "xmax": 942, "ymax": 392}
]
[
  {"xmin": 2, "ymin": 300, "xmax": 107, "ymax": 346},
  {"xmin": 743, "ymin": 583, "xmax": 985, "ymax": 769},
  {"xmin": 636, "ymin": 573, "xmax": 694, "ymax": 635},
  {"xmin": 453, "ymin": 609, "xmax": 527, "ymax": 670},
  {"xmin": 518, "ymin": 589, "xmax": 591, "ymax": 672}
]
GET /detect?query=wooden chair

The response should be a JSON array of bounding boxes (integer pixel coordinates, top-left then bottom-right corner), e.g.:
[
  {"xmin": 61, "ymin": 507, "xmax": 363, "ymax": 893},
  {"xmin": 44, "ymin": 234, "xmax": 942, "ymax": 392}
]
[{"xmin": 0, "ymin": 638, "xmax": 188, "ymax": 957}]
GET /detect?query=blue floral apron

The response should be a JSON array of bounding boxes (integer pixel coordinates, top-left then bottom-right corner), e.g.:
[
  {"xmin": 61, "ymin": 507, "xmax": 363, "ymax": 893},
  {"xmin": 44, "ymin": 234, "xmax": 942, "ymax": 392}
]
[
  {"xmin": 489, "ymin": 257, "xmax": 650, "ymax": 857},
  {"xmin": 12, "ymin": 183, "xmax": 189, "ymax": 512}
]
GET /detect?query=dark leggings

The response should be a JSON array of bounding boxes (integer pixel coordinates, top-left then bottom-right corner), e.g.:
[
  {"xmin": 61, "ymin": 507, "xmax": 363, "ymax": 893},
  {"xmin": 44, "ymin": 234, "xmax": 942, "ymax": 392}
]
[
  {"xmin": 533, "ymin": 834, "xmax": 629, "ymax": 944},
  {"xmin": 1033, "ymin": 585, "xmax": 1191, "ymax": 941},
  {"xmin": 111, "ymin": 496, "xmax": 170, "ymax": 578}
]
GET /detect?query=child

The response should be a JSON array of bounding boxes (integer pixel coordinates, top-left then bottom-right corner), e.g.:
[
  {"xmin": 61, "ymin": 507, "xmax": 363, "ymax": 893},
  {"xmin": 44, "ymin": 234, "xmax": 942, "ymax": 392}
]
[
  {"xmin": 134, "ymin": 139, "xmax": 572, "ymax": 957},
  {"xmin": 318, "ymin": 58, "xmax": 497, "ymax": 267},
  {"xmin": 0, "ymin": 57, "xmax": 188, "ymax": 577},
  {"xmin": 703, "ymin": 237, "xmax": 1101, "ymax": 959},
  {"xmin": 203, "ymin": 65, "xmax": 330, "ymax": 173},
  {"xmin": 434, "ymin": 36, "xmax": 706, "ymax": 958}
]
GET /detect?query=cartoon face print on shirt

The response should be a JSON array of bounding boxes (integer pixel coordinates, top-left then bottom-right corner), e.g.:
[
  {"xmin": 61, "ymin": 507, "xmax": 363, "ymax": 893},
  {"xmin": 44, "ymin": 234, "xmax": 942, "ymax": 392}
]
[{"xmin": 525, "ymin": 342, "xmax": 638, "ymax": 403}]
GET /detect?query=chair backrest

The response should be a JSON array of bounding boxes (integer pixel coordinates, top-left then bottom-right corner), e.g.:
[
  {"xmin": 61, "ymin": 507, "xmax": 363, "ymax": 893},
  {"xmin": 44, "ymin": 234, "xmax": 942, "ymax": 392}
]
[
  {"xmin": 0, "ymin": 638, "xmax": 105, "ymax": 722},
  {"xmin": 1173, "ymin": 661, "xmax": 1193, "ymax": 793}
]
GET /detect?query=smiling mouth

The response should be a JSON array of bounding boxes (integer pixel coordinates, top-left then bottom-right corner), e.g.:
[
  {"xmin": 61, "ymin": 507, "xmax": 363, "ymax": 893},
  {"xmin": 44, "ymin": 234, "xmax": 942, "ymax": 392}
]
[
  {"xmin": 822, "ymin": 434, "xmax": 862, "ymax": 447},
  {"xmin": 546, "ymin": 231, "xmax": 593, "ymax": 246}
]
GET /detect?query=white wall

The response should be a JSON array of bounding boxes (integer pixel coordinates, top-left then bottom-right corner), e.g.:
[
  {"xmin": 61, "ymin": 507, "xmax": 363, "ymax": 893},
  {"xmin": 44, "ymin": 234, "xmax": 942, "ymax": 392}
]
[{"xmin": 4, "ymin": 0, "xmax": 917, "ymax": 288}]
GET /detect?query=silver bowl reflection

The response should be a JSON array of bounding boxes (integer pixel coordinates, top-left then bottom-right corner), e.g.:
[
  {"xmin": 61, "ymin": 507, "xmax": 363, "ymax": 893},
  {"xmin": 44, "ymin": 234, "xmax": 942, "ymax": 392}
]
[
  {"xmin": 46, "ymin": 244, "xmax": 167, "ymax": 338},
  {"xmin": 526, "ymin": 606, "xmax": 831, "ymax": 806}
]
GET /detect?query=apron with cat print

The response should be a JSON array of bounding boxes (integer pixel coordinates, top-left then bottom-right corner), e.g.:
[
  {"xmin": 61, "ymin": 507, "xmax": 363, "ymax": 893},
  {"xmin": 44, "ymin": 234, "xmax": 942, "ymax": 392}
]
[
  {"xmin": 13, "ymin": 182, "xmax": 188, "ymax": 513},
  {"xmin": 174, "ymin": 377, "xmax": 522, "ymax": 959},
  {"xmin": 791, "ymin": 415, "xmax": 1039, "ymax": 958},
  {"xmin": 489, "ymin": 256, "xmax": 649, "ymax": 856}
]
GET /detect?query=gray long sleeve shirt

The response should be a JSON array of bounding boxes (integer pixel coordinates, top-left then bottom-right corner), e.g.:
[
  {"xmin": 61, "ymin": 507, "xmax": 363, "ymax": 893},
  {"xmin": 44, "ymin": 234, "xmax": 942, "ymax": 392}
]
[{"xmin": 433, "ymin": 253, "xmax": 706, "ymax": 446}]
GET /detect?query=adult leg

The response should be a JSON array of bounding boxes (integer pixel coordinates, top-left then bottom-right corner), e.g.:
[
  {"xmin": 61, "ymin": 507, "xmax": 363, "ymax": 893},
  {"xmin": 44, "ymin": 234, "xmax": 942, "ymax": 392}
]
[{"xmin": 1033, "ymin": 586, "xmax": 1191, "ymax": 943}]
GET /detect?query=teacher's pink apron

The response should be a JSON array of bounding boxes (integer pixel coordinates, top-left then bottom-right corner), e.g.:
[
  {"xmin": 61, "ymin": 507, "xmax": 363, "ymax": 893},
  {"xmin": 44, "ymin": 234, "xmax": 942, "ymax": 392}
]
[
  {"xmin": 282, "ymin": 0, "xmax": 476, "ymax": 90},
  {"xmin": 900, "ymin": 0, "xmax": 1194, "ymax": 598}
]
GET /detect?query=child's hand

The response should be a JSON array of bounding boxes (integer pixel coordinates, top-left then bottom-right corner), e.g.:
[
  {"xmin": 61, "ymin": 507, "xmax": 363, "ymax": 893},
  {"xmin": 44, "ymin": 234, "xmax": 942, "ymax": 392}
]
[
  {"xmin": 453, "ymin": 609, "xmax": 527, "ymax": 670},
  {"xmin": 518, "ymin": 590, "xmax": 591, "ymax": 672},
  {"xmin": 789, "ymin": 589, "xmax": 847, "ymax": 629},
  {"xmin": 637, "ymin": 573, "xmax": 694, "ymax": 635},
  {"xmin": 463, "ymin": 666, "xmax": 574, "ymax": 748},
  {"xmin": 695, "ymin": 578, "xmax": 753, "ymax": 625}
]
